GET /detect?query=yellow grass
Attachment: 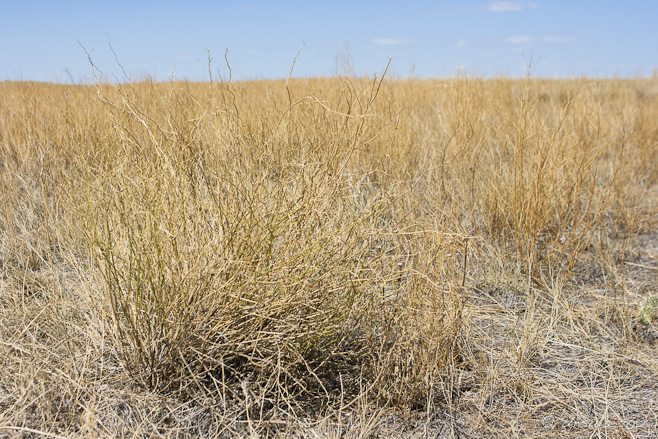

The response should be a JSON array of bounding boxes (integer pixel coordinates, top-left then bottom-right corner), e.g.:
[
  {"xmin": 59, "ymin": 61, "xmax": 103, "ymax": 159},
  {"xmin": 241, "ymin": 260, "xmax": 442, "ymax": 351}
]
[{"xmin": 0, "ymin": 74, "xmax": 657, "ymax": 437}]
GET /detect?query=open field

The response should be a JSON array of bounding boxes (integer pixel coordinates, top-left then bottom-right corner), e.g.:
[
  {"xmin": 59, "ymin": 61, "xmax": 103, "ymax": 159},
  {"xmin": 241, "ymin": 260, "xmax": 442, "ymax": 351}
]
[{"xmin": 1, "ymin": 75, "xmax": 657, "ymax": 438}]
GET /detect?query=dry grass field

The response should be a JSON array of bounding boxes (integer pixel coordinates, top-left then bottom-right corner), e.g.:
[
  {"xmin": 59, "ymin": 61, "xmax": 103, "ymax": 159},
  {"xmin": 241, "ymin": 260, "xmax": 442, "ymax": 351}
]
[{"xmin": 0, "ymin": 73, "xmax": 657, "ymax": 438}]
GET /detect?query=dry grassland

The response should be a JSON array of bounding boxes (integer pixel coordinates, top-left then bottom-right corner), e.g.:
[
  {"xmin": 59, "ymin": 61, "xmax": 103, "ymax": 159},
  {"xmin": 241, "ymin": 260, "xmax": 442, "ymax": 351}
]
[{"xmin": 0, "ymin": 74, "xmax": 657, "ymax": 437}]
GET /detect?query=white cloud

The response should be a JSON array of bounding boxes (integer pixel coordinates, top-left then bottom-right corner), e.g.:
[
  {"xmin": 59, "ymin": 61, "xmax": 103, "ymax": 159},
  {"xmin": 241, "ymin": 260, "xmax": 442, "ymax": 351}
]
[
  {"xmin": 542, "ymin": 35, "xmax": 576, "ymax": 43},
  {"xmin": 506, "ymin": 35, "xmax": 575, "ymax": 44},
  {"xmin": 450, "ymin": 40, "xmax": 467, "ymax": 49},
  {"xmin": 506, "ymin": 36, "xmax": 534, "ymax": 43},
  {"xmin": 371, "ymin": 38, "xmax": 412, "ymax": 45},
  {"xmin": 489, "ymin": 1, "xmax": 538, "ymax": 12}
]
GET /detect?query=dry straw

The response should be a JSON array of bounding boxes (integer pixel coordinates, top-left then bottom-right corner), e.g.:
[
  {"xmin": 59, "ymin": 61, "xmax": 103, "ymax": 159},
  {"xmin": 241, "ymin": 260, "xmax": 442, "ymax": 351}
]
[{"xmin": 0, "ymin": 71, "xmax": 657, "ymax": 437}]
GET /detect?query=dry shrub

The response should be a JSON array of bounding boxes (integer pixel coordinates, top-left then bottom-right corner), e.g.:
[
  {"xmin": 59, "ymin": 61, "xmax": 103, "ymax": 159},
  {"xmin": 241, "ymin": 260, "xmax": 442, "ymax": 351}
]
[{"xmin": 74, "ymin": 77, "xmax": 465, "ymax": 410}]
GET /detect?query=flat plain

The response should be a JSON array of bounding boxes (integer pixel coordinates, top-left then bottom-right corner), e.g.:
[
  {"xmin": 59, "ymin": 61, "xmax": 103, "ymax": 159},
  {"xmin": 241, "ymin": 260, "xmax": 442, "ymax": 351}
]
[{"xmin": 1, "ymin": 76, "xmax": 657, "ymax": 437}]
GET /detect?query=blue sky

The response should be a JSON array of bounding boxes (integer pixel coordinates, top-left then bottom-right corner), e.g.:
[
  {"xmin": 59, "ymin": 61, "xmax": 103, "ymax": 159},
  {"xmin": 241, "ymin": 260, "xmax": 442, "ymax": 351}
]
[{"xmin": 2, "ymin": 0, "xmax": 657, "ymax": 82}]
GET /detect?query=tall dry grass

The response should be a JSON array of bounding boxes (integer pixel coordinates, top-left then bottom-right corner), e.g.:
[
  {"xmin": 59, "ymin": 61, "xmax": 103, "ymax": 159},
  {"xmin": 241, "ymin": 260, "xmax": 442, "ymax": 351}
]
[{"xmin": 0, "ymin": 74, "xmax": 657, "ymax": 437}]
